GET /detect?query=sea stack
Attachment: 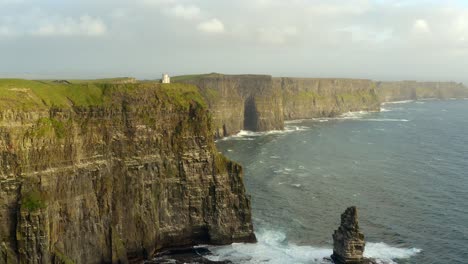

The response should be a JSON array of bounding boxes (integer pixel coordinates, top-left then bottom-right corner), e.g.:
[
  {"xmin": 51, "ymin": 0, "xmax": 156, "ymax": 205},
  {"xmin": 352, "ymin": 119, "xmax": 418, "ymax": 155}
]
[{"xmin": 331, "ymin": 206, "xmax": 366, "ymax": 264}]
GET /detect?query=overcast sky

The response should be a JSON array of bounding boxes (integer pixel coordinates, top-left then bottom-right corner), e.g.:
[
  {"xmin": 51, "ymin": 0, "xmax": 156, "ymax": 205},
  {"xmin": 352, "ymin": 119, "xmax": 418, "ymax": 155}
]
[{"xmin": 1, "ymin": 0, "xmax": 467, "ymax": 83}]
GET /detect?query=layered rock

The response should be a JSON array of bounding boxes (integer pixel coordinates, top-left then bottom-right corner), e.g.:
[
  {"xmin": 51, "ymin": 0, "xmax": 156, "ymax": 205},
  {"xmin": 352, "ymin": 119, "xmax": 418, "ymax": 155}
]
[
  {"xmin": 179, "ymin": 74, "xmax": 284, "ymax": 138},
  {"xmin": 0, "ymin": 80, "xmax": 255, "ymax": 264},
  {"xmin": 176, "ymin": 74, "xmax": 382, "ymax": 137},
  {"xmin": 331, "ymin": 206, "xmax": 366, "ymax": 264},
  {"xmin": 277, "ymin": 78, "xmax": 381, "ymax": 120},
  {"xmin": 376, "ymin": 81, "xmax": 468, "ymax": 102}
]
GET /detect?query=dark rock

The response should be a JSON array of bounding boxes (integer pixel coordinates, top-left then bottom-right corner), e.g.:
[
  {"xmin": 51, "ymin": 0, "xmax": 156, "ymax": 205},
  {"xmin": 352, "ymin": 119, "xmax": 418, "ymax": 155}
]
[{"xmin": 331, "ymin": 206, "xmax": 368, "ymax": 264}]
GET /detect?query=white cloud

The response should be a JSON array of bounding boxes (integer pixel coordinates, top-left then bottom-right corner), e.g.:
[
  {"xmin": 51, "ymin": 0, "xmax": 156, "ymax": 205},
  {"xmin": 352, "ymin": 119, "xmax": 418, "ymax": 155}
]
[
  {"xmin": 34, "ymin": 15, "xmax": 107, "ymax": 36},
  {"xmin": 164, "ymin": 4, "xmax": 201, "ymax": 20},
  {"xmin": 197, "ymin": 18, "xmax": 225, "ymax": 34},
  {"xmin": 413, "ymin": 19, "xmax": 430, "ymax": 34}
]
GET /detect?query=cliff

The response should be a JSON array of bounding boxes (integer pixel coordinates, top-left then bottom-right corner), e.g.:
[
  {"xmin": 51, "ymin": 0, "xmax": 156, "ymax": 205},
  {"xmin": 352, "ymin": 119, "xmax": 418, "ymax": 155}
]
[
  {"xmin": 175, "ymin": 74, "xmax": 284, "ymax": 138},
  {"xmin": 376, "ymin": 81, "xmax": 468, "ymax": 102},
  {"xmin": 276, "ymin": 78, "xmax": 380, "ymax": 120},
  {"xmin": 0, "ymin": 79, "xmax": 255, "ymax": 264},
  {"xmin": 175, "ymin": 74, "xmax": 382, "ymax": 136}
]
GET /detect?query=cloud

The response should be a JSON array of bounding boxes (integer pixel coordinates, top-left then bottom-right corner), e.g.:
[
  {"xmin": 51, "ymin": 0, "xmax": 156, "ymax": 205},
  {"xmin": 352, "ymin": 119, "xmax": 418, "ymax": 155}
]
[
  {"xmin": 164, "ymin": 4, "xmax": 201, "ymax": 20},
  {"xmin": 413, "ymin": 19, "xmax": 430, "ymax": 34},
  {"xmin": 197, "ymin": 18, "xmax": 225, "ymax": 34},
  {"xmin": 34, "ymin": 15, "xmax": 107, "ymax": 36}
]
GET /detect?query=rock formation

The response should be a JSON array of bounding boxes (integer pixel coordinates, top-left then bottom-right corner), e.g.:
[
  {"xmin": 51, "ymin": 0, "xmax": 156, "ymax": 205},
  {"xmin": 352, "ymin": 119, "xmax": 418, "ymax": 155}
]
[
  {"xmin": 331, "ymin": 206, "xmax": 366, "ymax": 264},
  {"xmin": 0, "ymin": 80, "xmax": 255, "ymax": 264},
  {"xmin": 179, "ymin": 73, "xmax": 284, "ymax": 138},
  {"xmin": 276, "ymin": 78, "xmax": 381, "ymax": 120},
  {"xmin": 376, "ymin": 81, "xmax": 468, "ymax": 102}
]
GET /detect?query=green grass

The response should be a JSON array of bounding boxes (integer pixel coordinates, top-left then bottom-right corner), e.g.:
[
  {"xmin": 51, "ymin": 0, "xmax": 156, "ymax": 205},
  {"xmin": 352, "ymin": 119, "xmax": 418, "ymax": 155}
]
[
  {"xmin": 158, "ymin": 83, "xmax": 207, "ymax": 109},
  {"xmin": 66, "ymin": 77, "xmax": 136, "ymax": 84},
  {"xmin": 21, "ymin": 190, "xmax": 46, "ymax": 212},
  {"xmin": 0, "ymin": 78, "xmax": 208, "ymax": 111},
  {"xmin": 0, "ymin": 79, "xmax": 105, "ymax": 110},
  {"xmin": 171, "ymin": 73, "xmax": 221, "ymax": 82}
]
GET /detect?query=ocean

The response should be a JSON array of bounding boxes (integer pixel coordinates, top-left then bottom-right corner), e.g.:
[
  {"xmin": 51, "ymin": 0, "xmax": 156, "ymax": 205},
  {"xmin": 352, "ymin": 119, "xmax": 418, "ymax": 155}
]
[{"xmin": 209, "ymin": 99, "xmax": 468, "ymax": 264}]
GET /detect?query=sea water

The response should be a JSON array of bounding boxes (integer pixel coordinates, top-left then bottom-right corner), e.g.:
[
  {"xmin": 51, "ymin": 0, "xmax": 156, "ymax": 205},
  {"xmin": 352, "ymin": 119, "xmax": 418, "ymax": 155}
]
[{"xmin": 211, "ymin": 100, "xmax": 468, "ymax": 264}]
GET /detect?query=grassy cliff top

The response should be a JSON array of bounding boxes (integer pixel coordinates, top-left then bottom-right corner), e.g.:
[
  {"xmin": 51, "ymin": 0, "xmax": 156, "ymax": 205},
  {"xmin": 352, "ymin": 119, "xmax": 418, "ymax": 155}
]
[
  {"xmin": 171, "ymin": 73, "xmax": 273, "ymax": 82},
  {"xmin": 0, "ymin": 79, "xmax": 206, "ymax": 111}
]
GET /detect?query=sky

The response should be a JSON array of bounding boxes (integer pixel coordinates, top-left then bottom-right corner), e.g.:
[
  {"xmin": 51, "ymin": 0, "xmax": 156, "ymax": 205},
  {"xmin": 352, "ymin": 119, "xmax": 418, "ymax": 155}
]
[{"xmin": 1, "ymin": 0, "xmax": 468, "ymax": 83}]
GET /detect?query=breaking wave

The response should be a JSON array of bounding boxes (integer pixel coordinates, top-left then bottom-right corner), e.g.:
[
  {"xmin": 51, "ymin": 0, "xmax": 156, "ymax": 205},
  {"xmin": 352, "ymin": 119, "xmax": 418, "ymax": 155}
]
[
  {"xmin": 206, "ymin": 230, "xmax": 421, "ymax": 264},
  {"xmin": 382, "ymin": 100, "xmax": 414, "ymax": 105},
  {"xmin": 220, "ymin": 125, "xmax": 309, "ymax": 141}
]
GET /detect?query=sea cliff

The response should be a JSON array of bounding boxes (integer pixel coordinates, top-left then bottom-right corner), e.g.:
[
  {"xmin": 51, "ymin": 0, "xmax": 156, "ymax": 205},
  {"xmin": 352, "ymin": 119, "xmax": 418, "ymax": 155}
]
[
  {"xmin": 177, "ymin": 74, "xmax": 284, "ymax": 138},
  {"xmin": 176, "ymin": 74, "xmax": 381, "ymax": 136},
  {"xmin": 376, "ymin": 81, "xmax": 468, "ymax": 102},
  {"xmin": 276, "ymin": 78, "xmax": 381, "ymax": 120},
  {"xmin": 0, "ymin": 79, "xmax": 255, "ymax": 264}
]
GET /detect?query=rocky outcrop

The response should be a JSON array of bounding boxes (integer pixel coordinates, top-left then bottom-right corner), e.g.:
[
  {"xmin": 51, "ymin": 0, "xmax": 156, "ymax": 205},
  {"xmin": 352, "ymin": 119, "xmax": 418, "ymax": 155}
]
[
  {"xmin": 179, "ymin": 74, "xmax": 284, "ymax": 138},
  {"xmin": 277, "ymin": 78, "xmax": 381, "ymax": 120},
  {"xmin": 376, "ymin": 81, "xmax": 468, "ymax": 102},
  {"xmin": 0, "ymin": 80, "xmax": 255, "ymax": 264},
  {"xmin": 331, "ymin": 206, "xmax": 367, "ymax": 264}
]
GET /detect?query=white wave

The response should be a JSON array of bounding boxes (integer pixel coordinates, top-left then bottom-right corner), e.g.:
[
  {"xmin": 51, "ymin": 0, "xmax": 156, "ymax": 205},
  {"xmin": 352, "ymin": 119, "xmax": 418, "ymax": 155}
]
[
  {"xmin": 220, "ymin": 126, "xmax": 309, "ymax": 141},
  {"xmin": 382, "ymin": 100, "xmax": 414, "ymax": 105},
  {"xmin": 284, "ymin": 119, "xmax": 308, "ymax": 124},
  {"xmin": 339, "ymin": 111, "xmax": 370, "ymax": 120},
  {"xmin": 380, "ymin": 108, "xmax": 392, "ymax": 112},
  {"xmin": 206, "ymin": 230, "xmax": 421, "ymax": 264},
  {"xmin": 364, "ymin": 242, "xmax": 422, "ymax": 264},
  {"xmin": 365, "ymin": 119, "xmax": 409, "ymax": 122}
]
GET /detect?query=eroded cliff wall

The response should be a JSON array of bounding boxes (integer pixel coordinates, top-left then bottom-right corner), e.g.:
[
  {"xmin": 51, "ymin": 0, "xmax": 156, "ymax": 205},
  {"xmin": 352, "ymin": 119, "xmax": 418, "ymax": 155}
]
[
  {"xmin": 276, "ymin": 78, "xmax": 380, "ymax": 120},
  {"xmin": 177, "ymin": 74, "xmax": 284, "ymax": 138},
  {"xmin": 376, "ymin": 81, "xmax": 468, "ymax": 102},
  {"xmin": 0, "ymin": 80, "xmax": 255, "ymax": 264}
]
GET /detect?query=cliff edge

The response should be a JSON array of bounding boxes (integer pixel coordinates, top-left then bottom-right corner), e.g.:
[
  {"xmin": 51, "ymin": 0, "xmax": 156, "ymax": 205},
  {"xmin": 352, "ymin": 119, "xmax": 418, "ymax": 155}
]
[{"xmin": 0, "ymin": 79, "xmax": 255, "ymax": 264}]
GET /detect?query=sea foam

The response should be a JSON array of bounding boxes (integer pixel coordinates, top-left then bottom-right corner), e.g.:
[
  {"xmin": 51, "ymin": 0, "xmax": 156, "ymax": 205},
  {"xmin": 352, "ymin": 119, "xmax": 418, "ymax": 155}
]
[{"xmin": 206, "ymin": 230, "xmax": 421, "ymax": 264}]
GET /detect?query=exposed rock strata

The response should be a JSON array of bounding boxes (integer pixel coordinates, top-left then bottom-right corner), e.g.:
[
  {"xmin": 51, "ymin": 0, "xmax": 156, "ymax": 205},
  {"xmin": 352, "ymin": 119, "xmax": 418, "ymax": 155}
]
[
  {"xmin": 331, "ymin": 206, "xmax": 375, "ymax": 264},
  {"xmin": 180, "ymin": 74, "xmax": 284, "ymax": 138},
  {"xmin": 0, "ymin": 81, "xmax": 255, "ymax": 264},
  {"xmin": 276, "ymin": 78, "xmax": 381, "ymax": 120}
]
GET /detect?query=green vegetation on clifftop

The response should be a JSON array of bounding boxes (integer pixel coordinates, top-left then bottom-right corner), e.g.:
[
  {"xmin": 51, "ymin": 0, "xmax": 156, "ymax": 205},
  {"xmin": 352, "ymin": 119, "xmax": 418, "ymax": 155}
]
[{"xmin": 0, "ymin": 79, "xmax": 206, "ymax": 111}]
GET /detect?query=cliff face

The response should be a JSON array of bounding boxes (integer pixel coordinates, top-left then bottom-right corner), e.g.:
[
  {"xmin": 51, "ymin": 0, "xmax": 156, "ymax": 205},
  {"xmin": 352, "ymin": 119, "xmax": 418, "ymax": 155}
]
[
  {"xmin": 276, "ymin": 78, "xmax": 380, "ymax": 120},
  {"xmin": 0, "ymin": 80, "xmax": 255, "ymax": 264},
  {"xmin": 376, "ymin": 81, "xmax": 468, "ymax": 102},
  {"xmin": 178, "ymin": 74, "xmax": 284, "ymax": 138}
]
